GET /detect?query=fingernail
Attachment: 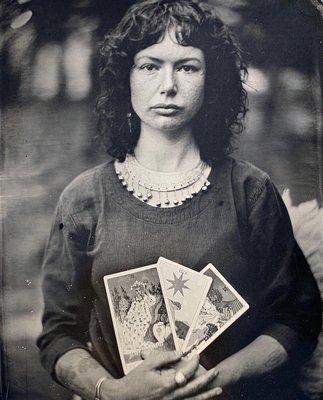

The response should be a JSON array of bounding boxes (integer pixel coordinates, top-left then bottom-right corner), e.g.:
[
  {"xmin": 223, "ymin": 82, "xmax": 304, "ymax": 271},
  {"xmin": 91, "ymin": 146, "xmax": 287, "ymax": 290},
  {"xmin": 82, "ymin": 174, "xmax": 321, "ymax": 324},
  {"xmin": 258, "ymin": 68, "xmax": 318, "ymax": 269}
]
[
  {"xmin": 175, "ymin": 350, "xmax": 183, "ymax": 357},
  {"xmin": 215, "ymin": 387, "xmax": 223, "ymax": 396},
  {"xmin": 213, "ymin": 369, "xmax": 219, "ymax": 377}
]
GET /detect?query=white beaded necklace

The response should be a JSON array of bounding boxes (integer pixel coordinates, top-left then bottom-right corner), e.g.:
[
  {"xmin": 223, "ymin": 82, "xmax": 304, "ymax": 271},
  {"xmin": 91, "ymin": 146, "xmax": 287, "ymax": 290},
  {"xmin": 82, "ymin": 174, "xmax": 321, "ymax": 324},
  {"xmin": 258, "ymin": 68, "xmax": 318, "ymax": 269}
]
[{"xmin": 115, "ymin": 154, "xmax": 211, "ymax": 207}]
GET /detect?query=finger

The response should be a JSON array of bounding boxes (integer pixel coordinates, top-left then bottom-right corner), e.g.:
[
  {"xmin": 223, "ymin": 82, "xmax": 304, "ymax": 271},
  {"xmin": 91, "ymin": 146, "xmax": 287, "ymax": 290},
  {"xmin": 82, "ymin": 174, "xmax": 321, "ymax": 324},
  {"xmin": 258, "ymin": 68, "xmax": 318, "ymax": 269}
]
[
  {"xmin": 140, "ymin": 348, "xmax": 152, "ymax": 360},
  {"xmin": 161, "ymin": 356, "xmax": 200, "ymax": 378},
  {"xmin": 162, "ymin": 355, "xmax": 200, "ymax": 392},
  {"xmin": 182, "ymin": 338, "xmax": 204, "ymax": 359},
  {"xmin": 187, "ymin": 386, "xmax": 223, "ymax": 400},
  {"xmin": 181, "ymin": 347, "xmax": 194, "ymax": 359},
  {"xmin": 165, "ymin": 368, "xmax": 218, "ymax": 400},
  {"xmin": 144, "ymin": 350, "xmax": 183, "ymax": 370},
  {"xmin": 141, "ymin": 348, "xmax": 170, "ymax": 360},
  {"xmin": 175, "ymin": 355, "xmax": 200, "ymax": 382}
]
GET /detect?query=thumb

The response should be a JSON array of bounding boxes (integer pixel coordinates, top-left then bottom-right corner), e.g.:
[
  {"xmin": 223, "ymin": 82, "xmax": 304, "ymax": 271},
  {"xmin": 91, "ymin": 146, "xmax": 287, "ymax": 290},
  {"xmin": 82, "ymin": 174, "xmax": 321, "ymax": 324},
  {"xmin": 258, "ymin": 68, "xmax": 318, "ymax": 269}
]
[{"xmin": 140, "ymin": 349, "xmax": 152, "ymax": 360}]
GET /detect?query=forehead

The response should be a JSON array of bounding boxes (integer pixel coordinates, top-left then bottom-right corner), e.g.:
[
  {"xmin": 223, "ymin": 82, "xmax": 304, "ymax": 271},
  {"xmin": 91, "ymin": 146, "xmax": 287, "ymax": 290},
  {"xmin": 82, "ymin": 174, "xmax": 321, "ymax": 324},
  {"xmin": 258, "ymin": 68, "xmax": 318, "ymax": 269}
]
[{"xmin": 134, "ymin": 30, "xmax": 204, "ymax": 62}]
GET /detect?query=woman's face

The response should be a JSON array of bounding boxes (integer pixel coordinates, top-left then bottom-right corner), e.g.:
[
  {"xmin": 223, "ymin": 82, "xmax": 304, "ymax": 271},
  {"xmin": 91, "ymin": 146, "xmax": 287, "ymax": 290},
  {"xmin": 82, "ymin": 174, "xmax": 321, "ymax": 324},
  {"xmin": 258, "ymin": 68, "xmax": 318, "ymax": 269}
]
[
  {"xmin": 218, "ymin": 285, "xmax": 236, "ymax": 302},
  {"xmin": 130, "ymin": 29, "xmax": 206, "ymax": 133}
]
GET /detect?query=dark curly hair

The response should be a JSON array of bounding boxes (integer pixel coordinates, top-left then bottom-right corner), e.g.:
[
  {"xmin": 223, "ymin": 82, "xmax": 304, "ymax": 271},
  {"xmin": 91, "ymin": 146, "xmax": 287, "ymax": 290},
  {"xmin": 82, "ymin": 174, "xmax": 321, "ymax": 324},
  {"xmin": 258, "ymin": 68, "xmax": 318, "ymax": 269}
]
[{"xmin": 97, "ymin": 0, "xmax": 248, "ymax": 163}]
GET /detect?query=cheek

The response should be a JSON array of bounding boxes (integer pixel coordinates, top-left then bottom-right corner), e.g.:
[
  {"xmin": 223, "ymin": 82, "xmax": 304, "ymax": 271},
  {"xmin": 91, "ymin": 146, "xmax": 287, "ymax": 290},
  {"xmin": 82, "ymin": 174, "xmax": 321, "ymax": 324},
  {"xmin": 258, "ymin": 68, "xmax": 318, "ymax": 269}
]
[
  {"xmin": 130, "ymin": 79, "xmax": 144, "ymax": 109},
  {"xmin": 183, "ymin": 78, "xmax": 205, "ymax": 110},
  {"xmin": 130, "ymin": 73, "xmax": 146, "ymax": 109},
  {"xmin": 130, "ymin": 78, "xmax": 157, "ymax": 116}
]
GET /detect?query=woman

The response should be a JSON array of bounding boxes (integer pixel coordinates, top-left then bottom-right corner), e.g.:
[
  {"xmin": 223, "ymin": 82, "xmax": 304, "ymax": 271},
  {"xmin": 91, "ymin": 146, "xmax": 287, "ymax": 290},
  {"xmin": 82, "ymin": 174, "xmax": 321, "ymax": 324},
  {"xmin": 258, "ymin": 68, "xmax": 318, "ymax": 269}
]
[{"xmin": 37, "ymin": 1, "xmax": 322, "ymax": 399}]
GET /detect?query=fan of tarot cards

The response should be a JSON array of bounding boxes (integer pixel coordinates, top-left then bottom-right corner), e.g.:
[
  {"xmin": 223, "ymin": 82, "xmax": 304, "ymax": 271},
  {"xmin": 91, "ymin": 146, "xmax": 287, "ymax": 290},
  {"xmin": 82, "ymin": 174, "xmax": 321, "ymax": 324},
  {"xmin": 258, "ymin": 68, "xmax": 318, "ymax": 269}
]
[{"xmin": 103, "ymin": 257, "xmax": 249, "ymax": 374}]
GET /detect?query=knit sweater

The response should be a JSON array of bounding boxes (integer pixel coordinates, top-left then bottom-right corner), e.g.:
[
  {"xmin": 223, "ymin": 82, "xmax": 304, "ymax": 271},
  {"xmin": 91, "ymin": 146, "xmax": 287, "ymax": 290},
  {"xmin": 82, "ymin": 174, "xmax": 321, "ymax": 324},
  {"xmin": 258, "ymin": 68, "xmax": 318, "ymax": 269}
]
[{"xmin": 37, "ymin": 157, "xmax": 322, "ymax": 399}]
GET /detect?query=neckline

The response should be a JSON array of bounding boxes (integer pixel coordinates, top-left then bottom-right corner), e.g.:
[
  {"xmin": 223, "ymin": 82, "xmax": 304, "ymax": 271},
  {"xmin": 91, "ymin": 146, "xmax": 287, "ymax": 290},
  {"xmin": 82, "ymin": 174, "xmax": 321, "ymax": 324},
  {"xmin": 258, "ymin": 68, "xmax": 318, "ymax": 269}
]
[
  {"xmin": 128, "ymin": 154, "xmax": 204, "ymax": 175},
  {"xmin": 105, "ymin": 159, "xmax": 227, "ymax": 225}
]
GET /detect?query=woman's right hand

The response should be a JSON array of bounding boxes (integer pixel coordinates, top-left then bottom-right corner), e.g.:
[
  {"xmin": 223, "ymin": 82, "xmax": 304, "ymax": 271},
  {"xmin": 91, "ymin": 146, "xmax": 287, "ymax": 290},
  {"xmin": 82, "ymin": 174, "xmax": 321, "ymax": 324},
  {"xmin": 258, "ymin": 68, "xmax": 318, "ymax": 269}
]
[{"xmin": 100, "ymin": 351, "xmax": 222, "ymax": 400}]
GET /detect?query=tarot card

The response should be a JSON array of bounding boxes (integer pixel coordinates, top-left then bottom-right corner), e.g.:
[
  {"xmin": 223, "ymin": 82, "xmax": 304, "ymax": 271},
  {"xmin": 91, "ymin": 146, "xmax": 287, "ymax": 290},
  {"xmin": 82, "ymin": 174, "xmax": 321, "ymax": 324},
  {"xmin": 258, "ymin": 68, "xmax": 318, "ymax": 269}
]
[
  {"xmin": 103, "ymin": 264, "xmax": 178, "ymax": 375},
  {"xmin": 183, "ymin": 263, "xmax": 249, "ymax": 356},
  {"xmin": 157, "ymin": 257, "xmax": 212, "ymax": 350}
]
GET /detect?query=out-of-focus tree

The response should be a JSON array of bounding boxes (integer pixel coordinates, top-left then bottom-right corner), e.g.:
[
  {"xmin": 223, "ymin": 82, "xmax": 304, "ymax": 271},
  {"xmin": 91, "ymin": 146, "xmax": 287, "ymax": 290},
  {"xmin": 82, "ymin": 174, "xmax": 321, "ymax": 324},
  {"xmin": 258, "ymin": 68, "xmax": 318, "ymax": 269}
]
[{"xmin": 1, "ymin": 0, "xmax": 134, "ymax": 102}]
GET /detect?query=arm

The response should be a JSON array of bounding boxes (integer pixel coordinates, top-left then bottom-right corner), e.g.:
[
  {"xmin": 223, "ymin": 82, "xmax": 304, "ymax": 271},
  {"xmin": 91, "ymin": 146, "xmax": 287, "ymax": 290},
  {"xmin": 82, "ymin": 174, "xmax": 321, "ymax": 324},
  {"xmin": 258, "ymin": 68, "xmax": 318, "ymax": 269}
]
[
  {"xmin": 247, "ymin": 178, "xmax": 321, "ymax": 360},
  {"xmin": 210, "ymin": 334, "xmax": 287, "ymax": 388},
  {"xmin": 54, "ymin": 348, "xmax": 114, "ymax": 400},
  {"xmin": 37, "ymin": 194, "xmax": 94, "ymax": 380},
  {"xmin": 207, "ymin": 176, "xmax": 321, "ymax": 392},
  {"xmin": 55, "ymin": 347, "xmax": 224, "ymax": 400},
  {"xmin": 191, "ymin": 335, "xmax": 287, "ymax": 397}
]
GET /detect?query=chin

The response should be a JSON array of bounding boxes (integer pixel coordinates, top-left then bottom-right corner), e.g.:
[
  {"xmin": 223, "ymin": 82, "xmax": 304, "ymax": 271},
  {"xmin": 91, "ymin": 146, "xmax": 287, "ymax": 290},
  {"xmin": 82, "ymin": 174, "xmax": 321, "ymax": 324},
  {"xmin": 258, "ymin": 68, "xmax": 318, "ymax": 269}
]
[{"xmin": 151, "ymin": 116, "xmax": 193, "ymax": 132}]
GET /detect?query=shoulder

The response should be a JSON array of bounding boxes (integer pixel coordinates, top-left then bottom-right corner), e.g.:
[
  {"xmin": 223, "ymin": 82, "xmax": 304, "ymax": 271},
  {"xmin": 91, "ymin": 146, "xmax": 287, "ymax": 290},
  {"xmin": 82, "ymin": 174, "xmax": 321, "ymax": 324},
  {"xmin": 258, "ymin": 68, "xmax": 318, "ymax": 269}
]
[
  {"xmin": 230, "ymin": 158, "xmax": 271, "ymax": 205},
  {"xmin": 229, "ymin": 158, "xmax": 290, "ymax": 223},
  {"xmin": 221, "ymin": 157, "xmax": 280, "ymax": 216},
  {"xmin": 58, "ymin": 161, "xmax": 113, "ymax": 220},
  {"xmin": 230, "ymin": 158, "xmax": 270, "ymax": 187}
]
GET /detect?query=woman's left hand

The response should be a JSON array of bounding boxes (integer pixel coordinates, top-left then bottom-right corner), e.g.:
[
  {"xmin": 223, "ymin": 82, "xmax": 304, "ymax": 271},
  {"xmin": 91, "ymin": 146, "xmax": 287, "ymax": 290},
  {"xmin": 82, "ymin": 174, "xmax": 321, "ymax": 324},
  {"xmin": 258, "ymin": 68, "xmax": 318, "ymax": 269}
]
[
  {"xmin": 167, "ymin": 360, "xmax": 238, "ymax": 399},
  {"xmin": 164, "ymin": 361, "xmax": 223, "ymax": 400},
  {"xmin": 171, "ymin": 362, "xmax": 235, "ymax": 400},
  {"xmin": 142, "ymin": 351, "xmax": 224, "ymax": 399}
]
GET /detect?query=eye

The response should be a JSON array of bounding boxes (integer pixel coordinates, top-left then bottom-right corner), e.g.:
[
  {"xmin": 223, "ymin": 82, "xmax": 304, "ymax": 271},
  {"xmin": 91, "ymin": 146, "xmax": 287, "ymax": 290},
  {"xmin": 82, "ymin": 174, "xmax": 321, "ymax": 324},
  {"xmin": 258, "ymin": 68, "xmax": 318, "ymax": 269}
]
[
  {"xmin": 178, "ymin": 65, "xmax": 199, "ymax": 73},
  {"xmin": 140, "ymin": 64, "xmax": 159, "ymax": 72}
]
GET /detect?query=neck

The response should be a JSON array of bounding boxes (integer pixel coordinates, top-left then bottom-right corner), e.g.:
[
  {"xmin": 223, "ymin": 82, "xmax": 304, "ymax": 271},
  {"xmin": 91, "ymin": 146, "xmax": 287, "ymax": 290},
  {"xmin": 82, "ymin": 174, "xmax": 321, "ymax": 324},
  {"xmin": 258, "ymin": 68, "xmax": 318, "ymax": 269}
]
[{"xmin": 134, "ymin": 124, "xmax": 201, "ymax": 172}]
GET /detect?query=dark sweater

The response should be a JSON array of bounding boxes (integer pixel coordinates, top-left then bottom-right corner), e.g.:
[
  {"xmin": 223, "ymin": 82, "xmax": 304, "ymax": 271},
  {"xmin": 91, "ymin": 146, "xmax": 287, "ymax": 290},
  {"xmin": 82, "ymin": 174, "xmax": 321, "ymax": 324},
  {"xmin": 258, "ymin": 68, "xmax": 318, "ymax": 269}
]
[{"xmin": 37, "ymin": 157, "xmax": 321, "ymax": 399}]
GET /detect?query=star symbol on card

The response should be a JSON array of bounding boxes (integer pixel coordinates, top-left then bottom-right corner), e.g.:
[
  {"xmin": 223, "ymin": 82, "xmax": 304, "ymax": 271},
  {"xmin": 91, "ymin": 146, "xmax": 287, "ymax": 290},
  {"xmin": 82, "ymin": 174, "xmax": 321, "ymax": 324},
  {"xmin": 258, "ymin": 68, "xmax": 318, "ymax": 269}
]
[{"xmin": 167, "ymin": 273, "xmax": 190, "ymax": 296}]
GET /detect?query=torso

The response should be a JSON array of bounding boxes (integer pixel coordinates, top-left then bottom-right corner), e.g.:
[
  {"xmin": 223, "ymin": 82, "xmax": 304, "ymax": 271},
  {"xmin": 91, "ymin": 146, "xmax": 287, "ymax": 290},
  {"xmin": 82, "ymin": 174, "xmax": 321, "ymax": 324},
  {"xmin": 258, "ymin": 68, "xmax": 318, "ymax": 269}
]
[{"xmin": 76, "ymin": 159, "xmax": 263, "ymax": 376}]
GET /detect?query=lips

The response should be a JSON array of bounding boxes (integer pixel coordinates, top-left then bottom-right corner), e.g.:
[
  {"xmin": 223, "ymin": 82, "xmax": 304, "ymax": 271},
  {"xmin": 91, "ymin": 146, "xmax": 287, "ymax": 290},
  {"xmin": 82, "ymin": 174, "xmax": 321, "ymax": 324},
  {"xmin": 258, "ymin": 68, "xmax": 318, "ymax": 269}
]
[{"xmin": 151, "ymin": 104, "xmax": 182, "ymax": 110}]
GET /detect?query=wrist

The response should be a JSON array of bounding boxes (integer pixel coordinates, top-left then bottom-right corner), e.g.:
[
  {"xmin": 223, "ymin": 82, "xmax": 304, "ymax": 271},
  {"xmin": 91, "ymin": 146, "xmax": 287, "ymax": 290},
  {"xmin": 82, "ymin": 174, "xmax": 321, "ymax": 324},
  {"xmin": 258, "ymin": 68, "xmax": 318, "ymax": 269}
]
[
  {"xmin": 100, "ymin": 377, "xmax": 125, "ymax": 400},
  {"xmin": 215, "ymin": 360, "xmax": 242, "ymax": 388}
]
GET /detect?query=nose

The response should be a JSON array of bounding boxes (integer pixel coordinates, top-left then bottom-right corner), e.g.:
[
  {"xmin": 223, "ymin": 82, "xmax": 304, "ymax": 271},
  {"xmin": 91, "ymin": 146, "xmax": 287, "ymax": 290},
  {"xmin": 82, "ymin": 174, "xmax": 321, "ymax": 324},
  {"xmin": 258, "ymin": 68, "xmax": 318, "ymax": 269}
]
[{"xmin": 159, "ymin": 67, "xmax": 177, "ymax": 96}]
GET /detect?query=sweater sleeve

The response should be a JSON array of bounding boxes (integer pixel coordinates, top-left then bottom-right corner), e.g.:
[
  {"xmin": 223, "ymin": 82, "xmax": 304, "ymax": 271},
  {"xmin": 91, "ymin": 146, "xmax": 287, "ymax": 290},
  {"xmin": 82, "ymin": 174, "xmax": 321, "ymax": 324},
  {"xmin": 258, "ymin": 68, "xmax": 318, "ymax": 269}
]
[
  {"xmin": 36, "ymin": 194, "xmax": 94, "ymax": 380},
  {"xmin": 247, "ymin": 178, "xmax": 322, "ymax": 360}
]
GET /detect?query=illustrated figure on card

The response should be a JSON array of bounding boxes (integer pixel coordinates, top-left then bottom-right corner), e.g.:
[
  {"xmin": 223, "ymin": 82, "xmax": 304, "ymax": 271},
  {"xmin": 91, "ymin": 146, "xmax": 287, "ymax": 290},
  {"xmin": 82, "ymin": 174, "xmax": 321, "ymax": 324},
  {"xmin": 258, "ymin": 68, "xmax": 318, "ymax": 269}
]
[
  {"xmin": 104, "ymin": 265, "xmax": 177, "ymax": 374},
  {"xmin": 184, "ymin": 264, "xmax": 249, "ymax": 355}
]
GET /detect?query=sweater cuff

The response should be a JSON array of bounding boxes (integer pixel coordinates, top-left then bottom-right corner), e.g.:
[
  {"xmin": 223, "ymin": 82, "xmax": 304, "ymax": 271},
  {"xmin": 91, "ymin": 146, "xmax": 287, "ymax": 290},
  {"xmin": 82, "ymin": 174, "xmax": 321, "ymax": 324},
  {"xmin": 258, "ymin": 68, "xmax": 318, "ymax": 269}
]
[
  {"xmin": 40, "ymin": 336, "xmax": 89, "ymax": 383},
  {"xmin": 261, "ymin": 323, "xmax": 300, "ymax": 356}
]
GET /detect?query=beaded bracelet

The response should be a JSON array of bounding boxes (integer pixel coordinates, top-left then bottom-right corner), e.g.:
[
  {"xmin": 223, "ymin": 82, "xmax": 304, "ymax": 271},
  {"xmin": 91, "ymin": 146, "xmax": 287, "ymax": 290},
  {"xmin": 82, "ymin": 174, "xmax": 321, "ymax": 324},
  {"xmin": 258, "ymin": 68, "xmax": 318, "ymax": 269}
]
[{"xmin": 94, "ymin": 376, "xmax": 108, "ymax": 400}]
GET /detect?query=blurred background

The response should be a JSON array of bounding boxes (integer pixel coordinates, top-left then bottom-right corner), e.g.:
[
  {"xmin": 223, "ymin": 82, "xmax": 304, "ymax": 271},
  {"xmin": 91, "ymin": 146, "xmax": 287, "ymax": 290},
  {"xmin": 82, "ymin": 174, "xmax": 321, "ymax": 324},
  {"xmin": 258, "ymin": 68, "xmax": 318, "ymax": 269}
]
[{"xmin": 1, "ymin": 0, "xmax": 322, "ymax": 399}]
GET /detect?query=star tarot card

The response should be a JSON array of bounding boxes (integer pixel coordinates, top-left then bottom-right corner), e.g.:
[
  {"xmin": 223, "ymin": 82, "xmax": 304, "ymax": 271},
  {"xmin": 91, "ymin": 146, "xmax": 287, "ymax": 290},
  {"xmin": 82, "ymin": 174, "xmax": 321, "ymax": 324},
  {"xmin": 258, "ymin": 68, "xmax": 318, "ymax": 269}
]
[
  {"xmin": 103, "ymin": 264, "xmax": 178, "ymax": 375},
  {"xmin": 183, "ymin": 263, "xmax": 249, "ymax": 355},
  {"xmin": 157, "ymin": 257, "xmax": 212, "ymax": 350}
]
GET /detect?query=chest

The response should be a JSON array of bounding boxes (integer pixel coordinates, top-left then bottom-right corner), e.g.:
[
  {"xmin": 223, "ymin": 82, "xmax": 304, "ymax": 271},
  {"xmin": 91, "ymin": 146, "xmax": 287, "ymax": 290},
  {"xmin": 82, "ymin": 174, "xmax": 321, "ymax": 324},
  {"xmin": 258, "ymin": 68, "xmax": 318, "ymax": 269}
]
[{"xmin": 91, "ymin": 199, "xmax": 254, "ymax": 305}]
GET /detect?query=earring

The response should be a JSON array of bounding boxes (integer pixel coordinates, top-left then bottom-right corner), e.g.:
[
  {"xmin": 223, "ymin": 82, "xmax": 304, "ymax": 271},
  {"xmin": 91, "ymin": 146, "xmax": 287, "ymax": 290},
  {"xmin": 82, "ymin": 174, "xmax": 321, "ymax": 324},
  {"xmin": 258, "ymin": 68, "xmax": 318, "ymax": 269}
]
[
  {"xmin": 203, "ymin": 109, "xmax": 209, "ymax": 129},
  {"xmin": 127, "ymin": 112, "xmax": 133, "ymax": 135}
]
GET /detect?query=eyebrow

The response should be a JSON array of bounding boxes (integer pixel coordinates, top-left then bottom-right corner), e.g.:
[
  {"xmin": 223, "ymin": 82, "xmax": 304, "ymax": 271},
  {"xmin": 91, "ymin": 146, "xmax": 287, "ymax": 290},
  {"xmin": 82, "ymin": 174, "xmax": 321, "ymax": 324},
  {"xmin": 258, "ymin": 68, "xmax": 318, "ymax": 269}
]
[{"xmin": 135, "ymin": 56, "xmax": 203, "ymax": 65}]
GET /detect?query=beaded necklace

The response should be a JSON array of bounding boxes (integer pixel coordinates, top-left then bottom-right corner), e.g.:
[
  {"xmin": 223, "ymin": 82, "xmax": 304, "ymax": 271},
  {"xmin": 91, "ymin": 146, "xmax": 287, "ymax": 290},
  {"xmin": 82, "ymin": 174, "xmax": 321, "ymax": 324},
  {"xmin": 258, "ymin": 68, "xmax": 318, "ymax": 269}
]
[{"xmin": 115, "ymin": 154, "xmax": 211, "ymax": 207}]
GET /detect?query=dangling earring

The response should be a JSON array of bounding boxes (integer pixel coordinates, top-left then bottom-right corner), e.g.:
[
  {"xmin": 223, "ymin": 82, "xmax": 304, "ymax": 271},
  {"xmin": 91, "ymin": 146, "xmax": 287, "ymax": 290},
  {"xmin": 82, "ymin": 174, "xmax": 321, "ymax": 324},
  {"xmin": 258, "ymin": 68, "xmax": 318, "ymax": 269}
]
[
  {"xmin": 127, "ymin": 112, "xmax": 133, "ymax": 135},
  {"xmin": 203, "ymin": 109, "xmax": 209, "ymax": 132}
]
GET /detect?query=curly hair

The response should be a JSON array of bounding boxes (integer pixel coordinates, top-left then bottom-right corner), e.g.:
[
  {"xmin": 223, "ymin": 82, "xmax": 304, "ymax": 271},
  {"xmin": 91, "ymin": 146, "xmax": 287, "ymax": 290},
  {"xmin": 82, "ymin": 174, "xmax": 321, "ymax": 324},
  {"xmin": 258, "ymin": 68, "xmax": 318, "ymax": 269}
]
[{"xmin": 97, "ymin": 0, "xmax": 248, "ymax": 163}]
